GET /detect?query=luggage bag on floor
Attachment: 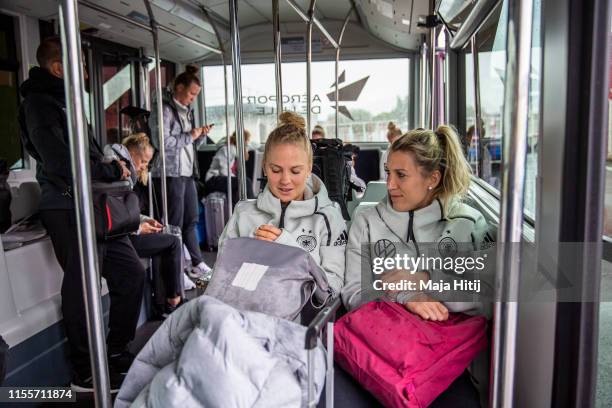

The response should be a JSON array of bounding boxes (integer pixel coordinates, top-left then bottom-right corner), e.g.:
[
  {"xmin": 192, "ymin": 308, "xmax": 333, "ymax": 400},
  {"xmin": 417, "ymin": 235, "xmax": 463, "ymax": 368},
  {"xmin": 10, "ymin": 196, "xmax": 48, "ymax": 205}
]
[
  {"xmin": 334, "ymin": 301, "xmax": 487, "ymax": 408},
  {"xmin": 203, "ymin": 192, "xmax": 226, "ymax": 250}
]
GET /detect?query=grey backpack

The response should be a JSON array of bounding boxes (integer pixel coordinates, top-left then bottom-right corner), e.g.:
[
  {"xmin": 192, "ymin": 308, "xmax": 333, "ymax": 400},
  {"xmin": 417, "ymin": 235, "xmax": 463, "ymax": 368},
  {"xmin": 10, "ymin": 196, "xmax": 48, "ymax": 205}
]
[{"xmin": 205, "ymin": 237, "xmax": 332, "ymax": 321}]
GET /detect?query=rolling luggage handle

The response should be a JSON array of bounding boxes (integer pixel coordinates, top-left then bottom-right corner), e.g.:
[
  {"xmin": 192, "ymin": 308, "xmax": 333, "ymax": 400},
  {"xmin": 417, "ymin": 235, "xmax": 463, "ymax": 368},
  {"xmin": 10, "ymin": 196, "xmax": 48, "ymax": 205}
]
[{"xmin": 305, "ymin": 296, "xmax": 342, "ymax": 408}]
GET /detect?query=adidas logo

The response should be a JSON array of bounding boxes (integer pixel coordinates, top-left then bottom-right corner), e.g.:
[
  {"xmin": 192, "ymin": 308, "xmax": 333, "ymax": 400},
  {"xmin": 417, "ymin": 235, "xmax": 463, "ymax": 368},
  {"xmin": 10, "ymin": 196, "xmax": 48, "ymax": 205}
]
[{"xmin": 333, "ymin": 230, "xmax": 348, "ymax": 246}]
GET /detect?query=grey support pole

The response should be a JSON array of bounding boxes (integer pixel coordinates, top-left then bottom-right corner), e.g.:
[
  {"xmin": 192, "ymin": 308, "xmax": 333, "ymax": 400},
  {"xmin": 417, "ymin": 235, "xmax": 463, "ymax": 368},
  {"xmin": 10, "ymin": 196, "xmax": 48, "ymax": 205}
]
[
  {"xmin": 419, "ymin": 41, "xmax": 429, "ymax": 128},
  {"xmin": 335, "ymin": 7, "xmax": 353, "ymax": 139},
  {"xmin": 58, "ymin": 1, "xmax": 111, "ymax": 406},
  {"xmin": 143, "ymin": 0, "xmax": 169, "ymax": 224},
  {"xmin": 490, "ymin": 0, "xmax": 533, "ymax": 406},
  {"xmin": 200, "ymin": 6, "xmax": 233, "ymax": 215},
  {"xmin": 471, "ymin": 36, "xmax": 483, "ymax": 177},
  {"xmin": 139, "ymin": 47, "xmax": 150, "ymax": 111},
  {"xmin": 229, "ymin": 0, "xmax": 247, "ymax": 200},
  {"xmin": 273, "ymin": 0, "xmax": 283, "ymax": 118},
  {"xmin": 306, "ymin": 0, "xmax": 316, "ymax": 137}
]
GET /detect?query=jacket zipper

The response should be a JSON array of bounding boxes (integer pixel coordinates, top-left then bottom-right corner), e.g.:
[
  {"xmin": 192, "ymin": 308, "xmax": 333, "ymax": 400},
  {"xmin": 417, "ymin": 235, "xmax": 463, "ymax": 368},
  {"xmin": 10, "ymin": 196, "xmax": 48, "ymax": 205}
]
[
  {"xmin": 408, "ymin": 210, "xmax": 421, "ymax": 255},
  {"xmin": 279, "ymin": 202, "xmax": 289, "ymax": 229}
]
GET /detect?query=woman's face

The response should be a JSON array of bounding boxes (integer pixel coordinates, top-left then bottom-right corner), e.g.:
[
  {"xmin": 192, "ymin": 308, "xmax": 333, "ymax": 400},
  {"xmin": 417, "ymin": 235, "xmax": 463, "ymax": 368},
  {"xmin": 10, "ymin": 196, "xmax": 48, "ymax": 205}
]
[
  {"xmin": 129, "ymin": 146, "xmax": 154, "ymax": 176},
  {"xmin": 174, "ymin": 82, "xmax": 201, "ymax": 106},
  {"xmin": 386, "ymin": 150, "xmax": 440, "ymax": 212},
  {"xmin": 264, "ymin": 143, "xmax": 311, "ymax": 203}
]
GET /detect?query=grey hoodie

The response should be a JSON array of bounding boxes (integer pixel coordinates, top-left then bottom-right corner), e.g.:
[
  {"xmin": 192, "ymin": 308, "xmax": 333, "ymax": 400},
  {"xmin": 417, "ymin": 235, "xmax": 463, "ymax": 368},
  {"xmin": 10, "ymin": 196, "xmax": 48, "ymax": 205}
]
[
  {"xmin": 218, "ymin": 175, "xmax": 347, "ymax": 294},
  {"xmin": 342, "ymin": 196, "xmax": 492, "ymax": 314}
]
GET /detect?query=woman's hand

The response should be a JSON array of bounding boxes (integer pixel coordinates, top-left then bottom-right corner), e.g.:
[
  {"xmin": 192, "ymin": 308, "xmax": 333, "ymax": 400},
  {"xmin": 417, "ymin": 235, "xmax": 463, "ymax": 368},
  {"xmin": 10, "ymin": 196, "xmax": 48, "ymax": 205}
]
[
  {"xmin": 117, "ymin": 160, "xmax": 131, "ymax": 180},
  {"xmin": 200, "ymin": 124, "xmax": 213, "ymax": 135},
  {"xmin": 254, "ymin": 224, "xmax": 282, "ymax": 241},
  {"xmin": 403, "ymin": 293, "xmax": 449, "ymax": 321},
  {"xmin": 190, "ymin": 127, "xmax": 204, "ymax": 140},
  {"xmin": 140, "ymin": 218, "xmax": 163, "ymax": 234}
]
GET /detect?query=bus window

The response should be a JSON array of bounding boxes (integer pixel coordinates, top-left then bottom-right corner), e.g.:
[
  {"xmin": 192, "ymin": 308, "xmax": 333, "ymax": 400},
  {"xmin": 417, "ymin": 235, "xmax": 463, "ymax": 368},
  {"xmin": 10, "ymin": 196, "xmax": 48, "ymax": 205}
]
[{"xmin": 203, "ymin": 58, "xmax": 409, "ymax": 144}]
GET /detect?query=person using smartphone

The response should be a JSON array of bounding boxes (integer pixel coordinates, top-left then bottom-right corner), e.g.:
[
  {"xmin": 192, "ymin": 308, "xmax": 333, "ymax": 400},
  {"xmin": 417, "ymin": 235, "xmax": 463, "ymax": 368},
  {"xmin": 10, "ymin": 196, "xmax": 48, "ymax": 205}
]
[{"xmin": 150, "ymin": 65, "xmax": 213, "ymax": 280}]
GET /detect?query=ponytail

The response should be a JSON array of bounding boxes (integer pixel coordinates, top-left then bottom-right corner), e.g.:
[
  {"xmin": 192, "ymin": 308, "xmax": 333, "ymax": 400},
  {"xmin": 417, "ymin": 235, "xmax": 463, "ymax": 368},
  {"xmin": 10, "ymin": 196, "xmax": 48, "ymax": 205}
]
[{"xmin": 389, "ymin": 125, "xmax": 471, "ymax": 210}]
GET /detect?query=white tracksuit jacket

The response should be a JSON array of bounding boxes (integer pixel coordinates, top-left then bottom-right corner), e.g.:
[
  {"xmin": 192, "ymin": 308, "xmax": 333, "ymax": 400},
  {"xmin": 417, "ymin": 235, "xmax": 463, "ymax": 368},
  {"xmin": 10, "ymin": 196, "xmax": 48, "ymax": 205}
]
[{"xmin": 218, "ymin": 175, "xmax": 347, "ymax": 294}]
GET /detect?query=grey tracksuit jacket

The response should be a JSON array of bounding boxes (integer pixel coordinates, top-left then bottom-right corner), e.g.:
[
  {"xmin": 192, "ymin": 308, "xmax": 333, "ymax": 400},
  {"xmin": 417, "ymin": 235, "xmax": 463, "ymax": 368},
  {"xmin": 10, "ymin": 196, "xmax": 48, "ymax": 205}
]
[
  {"xmin": 218, "ymin": 175, "xmax": 347, "ymax": 295},
  {"xmin": 342, "ymin": 196, "xmax": 493, "ymax": 314}
]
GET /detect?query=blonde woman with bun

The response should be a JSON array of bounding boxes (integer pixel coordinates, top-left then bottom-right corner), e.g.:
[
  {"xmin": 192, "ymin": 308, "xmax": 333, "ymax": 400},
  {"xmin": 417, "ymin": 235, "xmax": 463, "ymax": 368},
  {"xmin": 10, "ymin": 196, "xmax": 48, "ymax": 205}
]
[
  {"xmin": 342, "ymin": 125, "xmax": 488, "ymax": 318},
  {"xmin": 216, "ymin": 111, "xmax": 347, "ymax": 294},
  {"xmin": 380, "ymin": 122, "xmax": 403, "ymax": 180},
  {"xmin": 150, "ymin": 65, "xmax": 213, "ymax": 280}
]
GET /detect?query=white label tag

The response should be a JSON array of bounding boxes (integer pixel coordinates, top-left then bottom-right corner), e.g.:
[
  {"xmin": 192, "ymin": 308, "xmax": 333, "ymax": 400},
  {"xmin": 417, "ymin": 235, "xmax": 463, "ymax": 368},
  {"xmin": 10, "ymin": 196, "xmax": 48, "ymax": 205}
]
[{"xmin": 231, "ymin": 262, "xmax": 269, "ymax": 291}]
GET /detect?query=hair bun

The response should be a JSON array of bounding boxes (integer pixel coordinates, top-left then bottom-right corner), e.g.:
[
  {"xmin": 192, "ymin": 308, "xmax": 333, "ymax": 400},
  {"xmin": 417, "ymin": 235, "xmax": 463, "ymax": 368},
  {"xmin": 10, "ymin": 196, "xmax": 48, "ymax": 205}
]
[
  {"xmin": 278, "ymin": 111, "xmax": 306, "ymax": 130},
  {"xmin": 184, "ymin": 64, "xmax": 199, "ymax": 75},
  {"xmin": 388, "ymin": 121, "xmax": 397, "ymax": 131}
]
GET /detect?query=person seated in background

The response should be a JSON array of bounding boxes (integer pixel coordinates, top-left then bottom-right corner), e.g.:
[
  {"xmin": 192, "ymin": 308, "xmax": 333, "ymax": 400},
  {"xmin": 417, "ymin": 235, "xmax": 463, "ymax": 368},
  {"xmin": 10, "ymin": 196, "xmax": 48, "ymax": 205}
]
[
  {"xmin": 342, "ymin": 125, "xmax": 488, "ymax": 318},
  {"xmin": 204, "ymin": 130, "xmax": 255, "ymax": 207},
  {"xmin": 216, "ymin": 111, "xmax": 346, "ymax": 295},
  {"xmin": 311, "ymin": 125, "xmax": 326, "ymax": 140},
  {"xmin": 343, "ymin": 143, "xmax": 366, "ymax": 195},
  {"xmin": 379, "ymin": 122, "xmax": 403, "ymax": 180},
  {"xmin": 104, "ymin": 133, "xmax": 184, "ymax": 317}
]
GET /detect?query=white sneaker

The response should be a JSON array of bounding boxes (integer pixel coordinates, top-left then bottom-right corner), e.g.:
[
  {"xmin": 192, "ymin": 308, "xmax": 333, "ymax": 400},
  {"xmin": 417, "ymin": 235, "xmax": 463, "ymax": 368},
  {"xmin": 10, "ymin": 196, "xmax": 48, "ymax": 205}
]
[
  {"xmin": 187, "ymin": 261, "xmax": 213, "ymax": 281},
  {"xmin": 183, "ymin": 272, "xmax": 196, "ymax": 290}
]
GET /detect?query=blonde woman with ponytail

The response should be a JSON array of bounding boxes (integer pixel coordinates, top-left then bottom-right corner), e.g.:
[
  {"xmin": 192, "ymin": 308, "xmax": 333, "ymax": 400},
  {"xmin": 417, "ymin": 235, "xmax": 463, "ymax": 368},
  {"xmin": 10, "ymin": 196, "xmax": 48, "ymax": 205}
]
[
  {"xmin": 216, "ymin": 111, "xmax": 347, "ymax": 294},
  {"xmin": 104, "ymin": 134, "xmax": 184, "ymax": 316},
  {"xmin": 342, "ymin": 125, "xmax": 488, "ymax": 319}
]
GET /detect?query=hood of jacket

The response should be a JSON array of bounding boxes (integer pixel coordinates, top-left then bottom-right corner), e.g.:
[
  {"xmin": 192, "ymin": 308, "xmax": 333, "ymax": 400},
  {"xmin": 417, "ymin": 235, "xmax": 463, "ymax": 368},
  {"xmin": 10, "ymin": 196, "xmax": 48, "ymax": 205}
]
[
  {"xmin": 256, "ymin": 174, "xmax": 334, "ymax": 224},
  {"xmin": 103, "ymin": 144, "xmax": 138, "ymax": 187},
  {"xmin": 20, "ymin": 67, "xmax": 65, "ymax": 104}
]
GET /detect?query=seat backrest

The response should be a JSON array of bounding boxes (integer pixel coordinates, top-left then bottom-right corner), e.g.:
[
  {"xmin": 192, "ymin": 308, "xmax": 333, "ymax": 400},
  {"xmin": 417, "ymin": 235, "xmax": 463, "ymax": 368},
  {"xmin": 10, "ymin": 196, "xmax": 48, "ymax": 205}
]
[
  {"xmin": 10, "ymin": 182, "xmax": 41, "ymax": 223},
  {"xmin": 361, "ymin": 181, "xmax": 387, "ymax": 203}
]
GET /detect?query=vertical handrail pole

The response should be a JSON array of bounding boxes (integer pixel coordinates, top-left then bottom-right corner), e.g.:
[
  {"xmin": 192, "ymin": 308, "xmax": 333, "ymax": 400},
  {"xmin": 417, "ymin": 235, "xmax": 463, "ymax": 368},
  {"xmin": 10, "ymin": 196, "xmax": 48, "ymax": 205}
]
[
  {"xmin": 273, "ymin": 0, "xmax": 283, "ymax": 118},
  {"xmin": 434, "ymin": 27, "xmax": 447, "ymax": 126},
  {"xmin": 229, "ymin": 0, "xmax": 247, "ymax": 200},
  {"xmin": 430, "ymin": 26, "xmax": 437, "ymax": 128},
  {"xmin": 306, "ymin": 0, "xmax": 316, "ymax": 137},
  {"xmin": 335, "ymin": 7, "xmax": 353, "ymax": 139},
  {"xmin": 139, "ymin": 47, "xmax": 150, "ymax": 111},
  {"xmin": 59, "ymin": 1, "xmax": 111, "ymax": 406},
  {"xmin": 490, "ymin": 0, "xmax": 533, "ymax": 406},
  {"xmin": 222, "ymin": 60, "xmax": 233, "ymax": 212},
  {"xmin": 419, "ymin": 41, "xmax": 429, "ymax": 128},
  {"xmin": 471, "ymin": 36, "xmax": 483, "ymax": 177},
  {"xmin": 198, "ymin": 66, "xmax": 207, "ymax": 126},
  {"xmin": 143, "ymin": 0, "xmax": 169, "ymax": 224},
  {"xmin": 200, "ymin": 6, "xmax": 233, "ymax": 214}
]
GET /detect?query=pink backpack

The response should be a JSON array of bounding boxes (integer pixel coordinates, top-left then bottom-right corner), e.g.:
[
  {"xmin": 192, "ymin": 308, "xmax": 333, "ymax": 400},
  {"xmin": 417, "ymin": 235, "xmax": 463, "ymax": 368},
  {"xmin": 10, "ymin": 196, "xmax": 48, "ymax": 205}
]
[{"xmin": 334, "ymin": 301, "xmax": 488, "ymax": 407}]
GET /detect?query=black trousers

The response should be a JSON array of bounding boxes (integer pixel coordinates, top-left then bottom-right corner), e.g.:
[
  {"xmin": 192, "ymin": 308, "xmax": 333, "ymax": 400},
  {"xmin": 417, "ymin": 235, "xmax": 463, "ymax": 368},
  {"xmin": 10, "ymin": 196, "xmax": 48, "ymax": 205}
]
[
  {"xmin": 129, "ymin": 233, "xmax": 181, "ymax": 299},
  {"xmin": 204, "ymin": 175, "xmax": 255, "ymax": 207},
  {"xmin": 41, "ymin": 210, "xmax": 145, "ymax": 378},
  {"xmin": 153, "ymin": 176, "xmax": 202, "ymax": 266}
]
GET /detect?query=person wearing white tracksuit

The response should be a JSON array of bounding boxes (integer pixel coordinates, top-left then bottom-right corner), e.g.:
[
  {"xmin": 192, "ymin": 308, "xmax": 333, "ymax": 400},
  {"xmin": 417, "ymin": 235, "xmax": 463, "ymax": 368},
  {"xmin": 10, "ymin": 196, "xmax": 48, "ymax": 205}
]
[
  {"xmin": 218, "ymin": 111, "xmax": 347, "ymax": 295},
  {"xmin": 342, "ymin": 125, "xmax": 493, "ymax": 320}
]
